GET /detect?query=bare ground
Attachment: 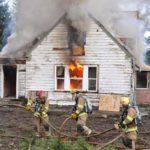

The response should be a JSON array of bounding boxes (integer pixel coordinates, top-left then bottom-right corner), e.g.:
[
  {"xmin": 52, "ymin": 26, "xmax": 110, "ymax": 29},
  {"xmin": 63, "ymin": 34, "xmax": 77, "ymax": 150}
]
[{"xmin": 0, "ymin": 99, "xmax": 150, "ymax": 150}]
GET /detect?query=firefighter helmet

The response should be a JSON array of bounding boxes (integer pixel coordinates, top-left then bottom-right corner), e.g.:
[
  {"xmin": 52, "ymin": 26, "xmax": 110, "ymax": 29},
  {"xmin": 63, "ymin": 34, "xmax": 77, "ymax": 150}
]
[
  {"xmin": 120, "ymin": 97, "xmax": 129, "ymax": 105},
  {"xmin": 36, "ymin": 90, "xmax": 46, "ymax": 99},
  {"xmin": 70, "ymin": 89, "xmax": 78, "ymax": 94}
]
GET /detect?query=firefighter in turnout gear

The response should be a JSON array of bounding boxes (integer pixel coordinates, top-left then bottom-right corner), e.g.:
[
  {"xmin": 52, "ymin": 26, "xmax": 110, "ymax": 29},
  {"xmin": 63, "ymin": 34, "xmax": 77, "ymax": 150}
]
[
  {"xmin": 114, "ymin": 97, "xmax": 138, "ymax": 150},
  {"xmin": 26, "ymin": 91, "xmax": 51, "ymax": 137},
  {"xmin": 70, "ymin": 89, "xmax": 92, "ymax": 136}
]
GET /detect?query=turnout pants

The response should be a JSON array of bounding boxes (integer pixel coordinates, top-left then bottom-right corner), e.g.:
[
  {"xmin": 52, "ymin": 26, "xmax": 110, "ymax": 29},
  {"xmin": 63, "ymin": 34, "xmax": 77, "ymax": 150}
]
[
  {"xmin": 122, "ymin": 131, "xmax": 137, "ymax": 150},
  {"xmin": 35, "ymin": 116, "xmax": 51, "ymax": 137},
  {"xmin": 77, "ymin": 113, "xmax": 92, "ymax": 135}
]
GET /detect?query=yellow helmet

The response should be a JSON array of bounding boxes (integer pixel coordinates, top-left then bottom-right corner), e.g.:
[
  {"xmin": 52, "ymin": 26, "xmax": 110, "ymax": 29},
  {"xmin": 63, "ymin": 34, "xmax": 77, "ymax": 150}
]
[
  {"xmin": 70, "ymin": 89, "xmax": 77, "ymax": 94},
  {"xmin": 120, "ymin": 97, "xmax": 129, "ymax": 105}
]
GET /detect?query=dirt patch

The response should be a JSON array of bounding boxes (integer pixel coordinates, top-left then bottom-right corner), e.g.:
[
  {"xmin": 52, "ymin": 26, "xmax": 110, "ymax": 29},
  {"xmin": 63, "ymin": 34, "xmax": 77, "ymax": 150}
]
[{"xmin": 0, "ymin": 100, "xmax": 150, "ymax": 150}]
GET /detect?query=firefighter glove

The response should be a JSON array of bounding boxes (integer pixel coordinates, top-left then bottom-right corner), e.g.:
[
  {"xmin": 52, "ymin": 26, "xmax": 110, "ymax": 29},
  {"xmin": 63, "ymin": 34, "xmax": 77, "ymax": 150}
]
[
  {"xmin": 25, "ymin": 105, "xmax": 32, "ymax": 111},
  {"xmin": 34, "ymin": 112, "xmax": 40, "ymax": 118},
  {"xmin": 42, "ymin": 111, "xmax": 48, "ymax": 118},
  {"xmin": 114, "ymin": 123, "xmax": 120, "ymax": 130},
  {"xmin": 114, "ymin": 122, "xmax": 126, "ymax": 131},
  {"xmin": 119, "ymin": 122, "xmax": 126, "ymax": 129},
  {"xmin": 114, "ymin": 122, "xmax": 124, "ymax": 129},
  {"xmin": 71, "ymin": 113, "xmax": 78, "ymax": 119}
]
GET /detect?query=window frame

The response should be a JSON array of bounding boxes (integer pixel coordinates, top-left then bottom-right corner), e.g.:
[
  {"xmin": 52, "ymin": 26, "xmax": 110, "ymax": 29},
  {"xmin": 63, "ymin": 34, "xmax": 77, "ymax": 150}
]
[
  {"xmin": 55, "ymin": 65, "xmax": 98, "ymax": 92},
  {"xmin": 136, "ymin": 71, "xmax": 149, "ymax": 89},
  {"xmin": 87, "ymin": 66, "xmax": 98, "ymax": 91}
]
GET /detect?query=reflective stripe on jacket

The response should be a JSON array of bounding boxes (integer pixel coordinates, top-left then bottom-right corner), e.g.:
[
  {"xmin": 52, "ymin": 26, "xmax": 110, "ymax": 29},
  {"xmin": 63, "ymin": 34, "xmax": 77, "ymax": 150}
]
[
  {"xmin": 121, "ymin": 106, "xmax": 138, "ymax": 133},
  {"xmin": 27, "ymin": 99, "xmax": 49, "ymax": 114},
  {"xmin": 125, "ymin": 126, "xmax": 138, "ymax": 133},
  {"xmin": 75, "ymin": 94, "xmax": 87, "ymax": 116}
]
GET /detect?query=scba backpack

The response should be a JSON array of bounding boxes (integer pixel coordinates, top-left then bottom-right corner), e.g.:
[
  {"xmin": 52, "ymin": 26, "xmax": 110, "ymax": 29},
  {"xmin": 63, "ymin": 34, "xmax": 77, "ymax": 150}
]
[
  {"xmin": 133, "ymin": 105, "xmax": 142, "ymax": 125},
  {"xmin": 84, "ymin": 97, "xmax": 93, "ymax": 114}
]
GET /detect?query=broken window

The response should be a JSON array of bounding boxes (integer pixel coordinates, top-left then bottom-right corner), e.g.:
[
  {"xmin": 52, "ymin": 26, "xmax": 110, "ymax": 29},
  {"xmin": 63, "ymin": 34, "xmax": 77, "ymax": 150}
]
[
  {"xmin": 56, "ymin": 66, "xmax": 65, "ymax": 90},
  {"xmin": 55, "ymin": 64, "xmax": 98, "ymax": 92},
  {"xmin": 136, "ymin": 71, "xmax": 147, "ymax": 88}
]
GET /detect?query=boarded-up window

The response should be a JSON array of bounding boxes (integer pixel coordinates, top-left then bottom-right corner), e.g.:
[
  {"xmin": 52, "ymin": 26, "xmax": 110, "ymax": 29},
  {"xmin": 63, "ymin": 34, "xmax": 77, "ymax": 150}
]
[{"xmin": 99, "ymin": 95, "xmax": 120, "ymax": 112}]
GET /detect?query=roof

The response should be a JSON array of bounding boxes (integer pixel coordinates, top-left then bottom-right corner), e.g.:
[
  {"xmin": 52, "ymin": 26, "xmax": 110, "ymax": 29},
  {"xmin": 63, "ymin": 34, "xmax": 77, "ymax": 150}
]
[
  {"xmin": 89, "ymin": 13, "xmax": 140, "ymax": 69},
  {"xmin": 0, "ymin": 13, "xmax": 139, "ymax": 67},
  {"xmin": 89, "ymin": 14, "xmax": 134, "ymax": 58}
]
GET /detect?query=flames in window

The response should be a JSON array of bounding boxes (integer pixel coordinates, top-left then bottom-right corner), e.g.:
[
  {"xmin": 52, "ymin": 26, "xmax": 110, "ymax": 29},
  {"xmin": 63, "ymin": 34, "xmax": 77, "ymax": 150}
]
[
  {"xmin": 68, "ymin": 60, "xmax": 83, "ymax": 77},
  {"xmin": 68, "ymin": 60, "xmax": 83, "ymax": 90}
]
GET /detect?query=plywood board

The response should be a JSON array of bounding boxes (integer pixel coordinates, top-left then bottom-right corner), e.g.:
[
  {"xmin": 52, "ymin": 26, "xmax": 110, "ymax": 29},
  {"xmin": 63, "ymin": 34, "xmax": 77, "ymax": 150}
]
[
  {"xmin": 99, "ymin": 95, "xmax": 120, "ymax": 112},
  {"xmin": 72, "ymin": 47, "xmax": 85, "ymax": 56}
]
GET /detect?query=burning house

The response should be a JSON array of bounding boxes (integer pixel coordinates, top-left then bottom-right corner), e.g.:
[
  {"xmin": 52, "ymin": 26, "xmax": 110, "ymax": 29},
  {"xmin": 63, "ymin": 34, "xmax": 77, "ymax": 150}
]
[{"xmin": 0, "ymin": 14, "xmax": 138, "ymax": 106}]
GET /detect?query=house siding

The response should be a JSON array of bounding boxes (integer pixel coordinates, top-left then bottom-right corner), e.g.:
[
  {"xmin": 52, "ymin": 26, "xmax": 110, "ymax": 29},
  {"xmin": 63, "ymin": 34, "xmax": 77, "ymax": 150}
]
[
  {"xmin": 18, "ymin": 64, "xmax": 26, "ymax": 96},
  {"xmin": 136, "ymin": 89, "xmax": 150, "ymax": 104},
  {"xmin": 19, "ymin": 21, "xmax": 132, "ymax": 106}
]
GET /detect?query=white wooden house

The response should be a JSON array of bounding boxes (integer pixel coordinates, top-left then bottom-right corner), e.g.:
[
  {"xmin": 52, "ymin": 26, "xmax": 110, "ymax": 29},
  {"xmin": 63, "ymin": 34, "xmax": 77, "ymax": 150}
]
[{"xmin": 0, "ymin": 15, "xmax": 135, "ymax": 106}]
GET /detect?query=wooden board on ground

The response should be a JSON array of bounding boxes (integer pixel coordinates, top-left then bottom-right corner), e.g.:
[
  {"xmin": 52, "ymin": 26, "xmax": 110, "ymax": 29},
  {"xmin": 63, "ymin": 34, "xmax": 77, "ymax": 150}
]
[{"xmin": 99, "ymin": 95, "xmax": 120, "ymax": 112}]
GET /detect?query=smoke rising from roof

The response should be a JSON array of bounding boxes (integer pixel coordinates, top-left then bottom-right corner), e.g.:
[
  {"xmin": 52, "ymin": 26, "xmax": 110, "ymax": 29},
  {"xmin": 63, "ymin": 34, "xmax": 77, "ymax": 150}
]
[{"xmin": 0, "ymin": 0, "xmax": 150, "ymax": 65}]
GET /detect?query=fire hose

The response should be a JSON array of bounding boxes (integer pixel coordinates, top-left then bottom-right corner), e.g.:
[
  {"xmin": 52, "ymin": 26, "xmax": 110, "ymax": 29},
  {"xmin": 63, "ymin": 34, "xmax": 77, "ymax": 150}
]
[
  {"xmin": 0, "ymin": 104, "xmax": 116, "ymax": 139},
  {"xmin": 0, "ymin": 104, "xmax": 149, "ymax": 137},
  {"xmin": 0, "ymin": 104, "xmax": 77, "ymax": 138},
  {"xmin": 0, "ymin": 104, "xmax": 150, "ymax": 149},
  {"xmin": 59, "ymin": 115, "xmax": 116, "ymax": 138}
]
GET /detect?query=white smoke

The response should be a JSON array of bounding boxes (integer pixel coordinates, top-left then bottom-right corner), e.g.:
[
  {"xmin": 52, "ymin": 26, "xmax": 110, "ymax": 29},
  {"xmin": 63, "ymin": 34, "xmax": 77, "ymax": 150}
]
[
  {"xmin": 87, "ymin": 0, "xmax": 147, "ymax": 65},
  {"xmin": 1, "ymin": 0, "xmax": 150, "ymax": 65},
  {"xmin": 64, "ymin": 0, "xmax": 90, "ymax": 32},
  {"xmin": 1, "ymin": 0, "xmax": 65, "ymax": 57}
]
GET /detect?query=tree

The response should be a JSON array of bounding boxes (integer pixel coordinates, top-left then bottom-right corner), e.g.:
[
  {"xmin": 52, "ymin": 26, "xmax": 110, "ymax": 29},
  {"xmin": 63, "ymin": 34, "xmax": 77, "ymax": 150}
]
[{"xmin": 0, "ymin": 0, "xmax": 11, "ymax": 51}]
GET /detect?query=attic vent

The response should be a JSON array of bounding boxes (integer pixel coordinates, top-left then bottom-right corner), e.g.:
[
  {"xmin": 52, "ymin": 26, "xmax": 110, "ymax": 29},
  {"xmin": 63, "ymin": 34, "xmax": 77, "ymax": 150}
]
[{"xmin": 67, "ymin": 25, "xmax": 86, "ymax": 56}]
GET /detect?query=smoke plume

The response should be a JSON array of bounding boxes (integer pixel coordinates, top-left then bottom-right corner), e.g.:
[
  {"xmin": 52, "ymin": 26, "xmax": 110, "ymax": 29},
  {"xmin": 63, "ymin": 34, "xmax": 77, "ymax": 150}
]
[{"xmin": 0, "ymin": 0, "xmax": 150, "ymax": 65}]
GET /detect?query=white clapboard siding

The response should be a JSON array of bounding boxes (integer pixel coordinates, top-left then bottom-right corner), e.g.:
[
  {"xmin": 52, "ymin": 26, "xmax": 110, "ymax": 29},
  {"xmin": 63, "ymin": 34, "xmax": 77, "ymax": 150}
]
[
  {"xmin": 20, "ymin": 19, "xmax": 133, "ymax": 106},
  {"xmin": 18, "ymin": 64, "xmax": 26, "ymax": 96}
]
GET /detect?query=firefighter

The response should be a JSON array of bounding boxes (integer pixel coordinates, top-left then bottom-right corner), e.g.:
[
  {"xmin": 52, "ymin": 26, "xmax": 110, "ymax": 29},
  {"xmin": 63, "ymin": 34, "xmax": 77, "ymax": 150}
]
[
  {"xmin": 114, "ymin": 97, "xmax": 138, "ymax": 150},
  {"xmin": 70, "ymin": 89, "xmax": 92, "ymax": 136},
  {"xmin": 26, "ymin": 91, "xmax": 51, "ymax": 137}
]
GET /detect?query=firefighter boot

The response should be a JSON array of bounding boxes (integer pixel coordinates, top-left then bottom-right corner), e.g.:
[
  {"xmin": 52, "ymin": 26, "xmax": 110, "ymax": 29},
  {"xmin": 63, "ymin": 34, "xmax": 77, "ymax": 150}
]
[{"xmin": 83, "ymin": 126, "xmax": 92, "ymax": 135}]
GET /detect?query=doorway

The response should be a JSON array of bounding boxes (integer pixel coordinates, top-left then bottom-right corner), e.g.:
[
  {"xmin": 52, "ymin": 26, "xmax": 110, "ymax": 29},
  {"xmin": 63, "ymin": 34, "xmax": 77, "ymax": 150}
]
[{"xmin": 3, "ymin": 65, "xmax": 17, "ymax": 97}]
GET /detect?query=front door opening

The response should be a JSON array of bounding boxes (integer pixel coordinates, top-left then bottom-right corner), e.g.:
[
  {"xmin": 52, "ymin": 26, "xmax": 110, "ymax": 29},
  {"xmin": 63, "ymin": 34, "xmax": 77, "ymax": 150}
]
[{"xmin": 3, "ymin": 65, "xmax": 17, "ymax": 97}]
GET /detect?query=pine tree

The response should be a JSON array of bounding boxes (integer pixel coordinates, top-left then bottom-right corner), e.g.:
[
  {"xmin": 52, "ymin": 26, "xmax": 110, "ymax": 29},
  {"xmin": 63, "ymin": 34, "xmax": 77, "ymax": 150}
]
[{"xmin": 0, "ymin": 0, "xmax": 11, "ymax": 51}]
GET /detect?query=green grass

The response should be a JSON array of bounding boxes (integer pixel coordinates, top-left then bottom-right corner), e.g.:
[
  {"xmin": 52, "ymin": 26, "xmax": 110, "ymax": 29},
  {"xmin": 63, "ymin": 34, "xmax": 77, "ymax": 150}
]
[{"xmin": 19, "ymin": 137, "xmax": 116, "ymax": 150}]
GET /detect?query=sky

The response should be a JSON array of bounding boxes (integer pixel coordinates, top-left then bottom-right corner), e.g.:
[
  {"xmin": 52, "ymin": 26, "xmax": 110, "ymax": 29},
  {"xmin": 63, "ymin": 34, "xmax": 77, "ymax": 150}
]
[{"xmin": 1, "ymin": 0, "xmax": 150, "ymax": 66}]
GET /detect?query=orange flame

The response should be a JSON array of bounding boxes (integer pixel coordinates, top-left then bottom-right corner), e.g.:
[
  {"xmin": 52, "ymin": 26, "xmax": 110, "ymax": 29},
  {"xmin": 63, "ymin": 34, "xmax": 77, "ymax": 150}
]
[
  {"xmin": 68, "ymin": 60, "xmax": 83, "ymax": 90},
  {"xmin": 68, "ymin": 60, "xmax": 83, "ymax": 78}
]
